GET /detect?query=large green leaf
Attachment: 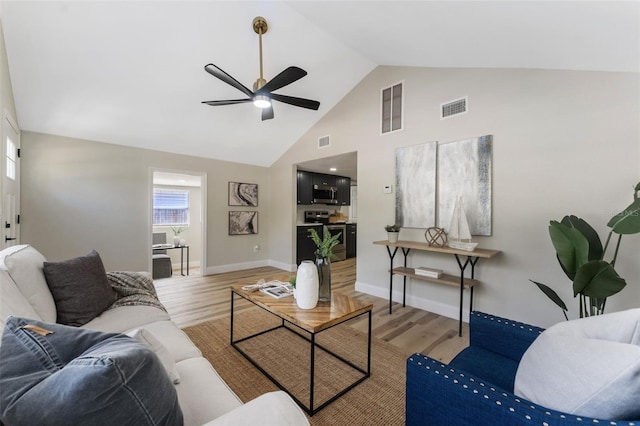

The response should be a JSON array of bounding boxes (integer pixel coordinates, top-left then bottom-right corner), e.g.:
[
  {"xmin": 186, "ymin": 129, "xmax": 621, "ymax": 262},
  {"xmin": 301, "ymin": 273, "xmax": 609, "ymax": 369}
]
[
  {"xmin": 561, "ymin": 215, "xmax": 603, "ymax": 261},
  {"xmin": 308, "ymin": 226, "xmax": 342, "ymax": 259},
  {"xmin": 607, "ymin": 198, "xmax": 640, "ymax": 235},
  {"xmin": 549, "ymin": 220, "xmax": 589, "ymax": 279},
  {"xmin": 573, "ymin": 260, "xmax": 626, "ymax": 299},
  {"xmin": 530, "ymin": 280, "xmax": 568, "ymax": 312}
]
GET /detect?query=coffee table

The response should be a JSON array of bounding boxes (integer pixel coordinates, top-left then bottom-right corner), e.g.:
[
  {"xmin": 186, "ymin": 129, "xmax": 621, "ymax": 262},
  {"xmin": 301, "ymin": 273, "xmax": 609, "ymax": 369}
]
[{"xmin": 230, "ymin": 284, "xmax": 373, "ymax": 415}]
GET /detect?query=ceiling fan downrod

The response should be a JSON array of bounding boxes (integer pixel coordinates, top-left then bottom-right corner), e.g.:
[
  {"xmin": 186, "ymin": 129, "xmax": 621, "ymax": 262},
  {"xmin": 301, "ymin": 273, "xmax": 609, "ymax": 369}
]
[{"xmin": 252, "ymin": 16, "xmax": 268, "ymax": 91}]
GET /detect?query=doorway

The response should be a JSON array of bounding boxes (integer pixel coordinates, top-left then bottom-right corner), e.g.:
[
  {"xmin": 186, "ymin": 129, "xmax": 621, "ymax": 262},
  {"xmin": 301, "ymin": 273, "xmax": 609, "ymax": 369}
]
[
  {"xmin": 1, "ymin": 112, "xmax": 20, "ymax": 250},
  {"xmin": 150, "ymin": 169, "xmax": 207, "ymax": 277}
]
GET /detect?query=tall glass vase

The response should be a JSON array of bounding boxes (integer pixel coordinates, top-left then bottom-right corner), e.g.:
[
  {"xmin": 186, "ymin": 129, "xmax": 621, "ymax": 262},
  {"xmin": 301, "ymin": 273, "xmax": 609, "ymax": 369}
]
[{"xmin": 316, "ymin": 256, "xmax": 331, "ymax": 302}]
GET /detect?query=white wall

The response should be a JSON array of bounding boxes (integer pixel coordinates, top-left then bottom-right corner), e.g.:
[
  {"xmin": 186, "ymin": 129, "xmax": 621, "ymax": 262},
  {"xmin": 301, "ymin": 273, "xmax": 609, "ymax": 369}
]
[
  {"xmin": 20, "ymin": 132, "xmax": 271, "ymax": 273},
  {"xmin": 270, "ymin": 66, "xmax": 640, "ymax": 328}
]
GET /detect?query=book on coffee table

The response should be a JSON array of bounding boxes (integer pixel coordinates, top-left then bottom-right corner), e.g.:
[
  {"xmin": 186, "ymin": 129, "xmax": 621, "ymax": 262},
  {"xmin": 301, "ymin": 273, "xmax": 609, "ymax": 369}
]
[{"xmin": 260, "ymin": 284, "xmax": 293, "ymax": 299}]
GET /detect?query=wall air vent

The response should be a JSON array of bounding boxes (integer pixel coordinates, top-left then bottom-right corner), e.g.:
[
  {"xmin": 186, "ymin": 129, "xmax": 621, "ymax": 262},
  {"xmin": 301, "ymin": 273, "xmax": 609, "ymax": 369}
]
[
  {"xmin": 318, "ymin": 135, "xmax": 330, "ymax": 149},
  {"xmin": 441, "ymin": 97, "xmax": 468, "ymax": 119}
]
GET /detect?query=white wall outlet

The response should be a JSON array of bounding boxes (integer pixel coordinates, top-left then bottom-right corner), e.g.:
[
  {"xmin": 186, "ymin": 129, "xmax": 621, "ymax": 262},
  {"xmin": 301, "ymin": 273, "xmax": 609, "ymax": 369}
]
[
  {"xmin": 383, "ymin": 185, "xmax": 393, "ymax": 194},
  {"xmin": 253, "ymin": 244, "xmax": 260, "ymax": 252}
]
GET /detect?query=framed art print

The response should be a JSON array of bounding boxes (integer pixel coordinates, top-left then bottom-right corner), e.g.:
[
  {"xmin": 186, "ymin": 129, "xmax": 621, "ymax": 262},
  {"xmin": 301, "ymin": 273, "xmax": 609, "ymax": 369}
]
[
  {"xmin": 229, "ymin": 211, "xmax": 258, "ymax": 235},
  {"xmin": 228, "ymin": 182, "xmax": 258, "ymax": 207}
]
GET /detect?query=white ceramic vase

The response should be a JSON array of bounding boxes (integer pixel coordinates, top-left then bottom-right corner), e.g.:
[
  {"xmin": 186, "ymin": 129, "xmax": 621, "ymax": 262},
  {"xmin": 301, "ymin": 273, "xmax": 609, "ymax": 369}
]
[
  {"xmin": 173, "ymin": 235, "xmax": 181, "ymax": 246},
  {"xmin": 295, "ymin": 260, "xmax": 318, "ymax": 309}
]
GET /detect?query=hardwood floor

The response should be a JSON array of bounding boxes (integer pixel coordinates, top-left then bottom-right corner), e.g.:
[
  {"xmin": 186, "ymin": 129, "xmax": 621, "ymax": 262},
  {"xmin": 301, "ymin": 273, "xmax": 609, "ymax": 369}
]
[{"xmin": 154, "ymin": 257, "xmax": 469, "ymax": 363}]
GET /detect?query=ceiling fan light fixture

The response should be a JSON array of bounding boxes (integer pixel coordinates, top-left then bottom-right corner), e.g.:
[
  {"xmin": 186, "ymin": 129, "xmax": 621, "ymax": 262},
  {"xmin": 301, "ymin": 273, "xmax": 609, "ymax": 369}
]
[
  {"xmin": 202, "ymin": 16, "xmax": 320, "ymax": 120},
  {"xmin": 253, "ymin": 94, "xmax": 271, "ymax": 109}
]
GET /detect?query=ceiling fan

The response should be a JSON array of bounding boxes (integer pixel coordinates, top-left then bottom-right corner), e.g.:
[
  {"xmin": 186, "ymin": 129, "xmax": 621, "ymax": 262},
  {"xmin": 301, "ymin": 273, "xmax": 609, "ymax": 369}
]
[{"xmin": 202, "ymin": 17, "xmax": 320, "ymax": 121}]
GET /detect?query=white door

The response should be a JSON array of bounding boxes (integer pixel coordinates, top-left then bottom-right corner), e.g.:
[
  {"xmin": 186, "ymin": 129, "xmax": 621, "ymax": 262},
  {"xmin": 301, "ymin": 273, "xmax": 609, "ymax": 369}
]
[{"xmin": 2, "ymin": 113, "xmax": 20, "ymax": 249}]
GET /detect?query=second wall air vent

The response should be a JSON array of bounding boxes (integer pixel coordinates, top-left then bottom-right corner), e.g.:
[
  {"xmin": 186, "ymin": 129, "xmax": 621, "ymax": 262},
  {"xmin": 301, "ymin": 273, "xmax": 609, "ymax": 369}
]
[
  {"xmin": 441, "ymin": 97, "xmax": 468, "ymax": 119},
  {"xmin": 318, "ymin": 135, "xmax": 330, "ymax": 149}
]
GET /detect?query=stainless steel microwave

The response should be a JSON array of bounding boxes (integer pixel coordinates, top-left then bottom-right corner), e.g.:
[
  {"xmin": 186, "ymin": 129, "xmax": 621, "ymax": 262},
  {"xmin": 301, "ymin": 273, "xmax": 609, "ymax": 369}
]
[{"xmin": 312, "ymin": 184, "xmax": 338, "ymax": 204}]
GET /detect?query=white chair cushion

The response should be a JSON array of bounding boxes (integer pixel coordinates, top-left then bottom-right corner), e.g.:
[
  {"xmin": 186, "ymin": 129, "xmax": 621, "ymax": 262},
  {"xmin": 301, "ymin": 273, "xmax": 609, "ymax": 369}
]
[
  {"xmin": 514, "ymin": 309, "xmax": 640, "ymax": 420},
  {"xmin": 2, "ymin": 245, "xmax": 56, "ymax": 322}
]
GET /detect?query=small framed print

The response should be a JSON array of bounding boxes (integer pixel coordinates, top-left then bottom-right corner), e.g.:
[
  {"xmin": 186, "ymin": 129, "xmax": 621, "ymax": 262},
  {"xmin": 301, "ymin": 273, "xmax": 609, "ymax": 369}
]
[
  {"xmin": 228, "ymin": 182, "xmax": 258, "ymax": 207},
  {"xmin": 229, "ymin": 211, "xmax": 258, "ymax": 235}
]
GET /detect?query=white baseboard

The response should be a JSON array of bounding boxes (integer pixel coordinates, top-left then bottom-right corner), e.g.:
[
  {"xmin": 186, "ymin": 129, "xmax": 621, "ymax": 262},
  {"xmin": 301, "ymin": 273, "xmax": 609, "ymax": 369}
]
[
  {"xmin": 171, "ymin": 261, "xmax": 200, "ymax": 270},
  {"xmin": 268, "ymin": 260, "xmax": 297, "ymax": 272},
  {"xmin": 205, "ymin": 260, "xmax": 270, "ymax": 275},
  {"xmin": 355, "ymin": 280, "xmax": 470, "ymax": 323}
]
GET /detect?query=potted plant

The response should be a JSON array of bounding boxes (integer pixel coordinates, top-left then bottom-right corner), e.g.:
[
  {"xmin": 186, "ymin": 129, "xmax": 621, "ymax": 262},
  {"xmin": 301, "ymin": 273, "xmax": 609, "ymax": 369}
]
[
  {"xmin": 308, "ymin": 226, "xmax": 342, "ymax": 302},
  {"xmin": 531, "ymin": 182, "xmax": 640, "ymax": 319},
  {"xmin": 385, "ymin": 224, "xmax": 401, "ymax": 243}
]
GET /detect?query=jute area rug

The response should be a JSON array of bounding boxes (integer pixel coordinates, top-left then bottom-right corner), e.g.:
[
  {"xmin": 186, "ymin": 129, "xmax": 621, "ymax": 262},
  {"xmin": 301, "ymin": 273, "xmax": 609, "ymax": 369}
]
[{"xmin": 183, "ymin": 307, "xmax": 407, "ymax": 425}]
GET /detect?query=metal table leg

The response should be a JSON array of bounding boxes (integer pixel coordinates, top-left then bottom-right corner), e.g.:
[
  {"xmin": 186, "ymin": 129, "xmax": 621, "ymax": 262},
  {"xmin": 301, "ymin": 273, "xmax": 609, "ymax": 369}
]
[{"xmin": 385, "ymin": 245, "xmax": 399, "ymax": 314}]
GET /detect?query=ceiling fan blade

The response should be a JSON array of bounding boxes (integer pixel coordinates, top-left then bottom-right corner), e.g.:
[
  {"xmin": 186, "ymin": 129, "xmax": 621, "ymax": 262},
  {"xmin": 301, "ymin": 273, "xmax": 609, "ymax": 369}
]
[
  {"xmin": 260, "ymin": 66, "xmax": 307, "ymax": 93},
  {"xmin": 202, "ymin": 98, "xmax": 252, "ymax": 106},
  {"xmin": 204, "ymin": 64, "xmax": 254, "ymax": 97},
  {"xmin": 261, "ymin": 105, "xmax": 274, "ymax": 121},
  {"xmin": 271, "ymin": 93, "xmax": 320, "ymax": 110}
]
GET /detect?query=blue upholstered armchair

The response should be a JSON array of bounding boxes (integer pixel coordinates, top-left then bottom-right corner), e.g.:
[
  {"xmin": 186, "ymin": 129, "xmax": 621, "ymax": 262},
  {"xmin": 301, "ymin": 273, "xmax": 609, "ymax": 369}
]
[{"xmin": 406, "ymin": 311, "xmax": 640, "ymax": 425}]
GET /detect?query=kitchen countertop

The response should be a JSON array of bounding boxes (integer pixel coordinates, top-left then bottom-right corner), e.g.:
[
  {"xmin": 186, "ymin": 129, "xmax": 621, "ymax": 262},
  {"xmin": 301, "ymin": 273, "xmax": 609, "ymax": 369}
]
[{"xmin": 297, "ymin": 221, "xmax": 357, "ymax": 227}]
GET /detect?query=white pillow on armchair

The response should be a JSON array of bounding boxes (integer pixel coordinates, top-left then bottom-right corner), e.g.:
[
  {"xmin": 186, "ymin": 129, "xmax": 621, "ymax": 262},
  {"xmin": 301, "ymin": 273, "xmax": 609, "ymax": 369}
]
[{"xmin": 514, "ymin": 308, "xmax": 640, "ymax": 420}]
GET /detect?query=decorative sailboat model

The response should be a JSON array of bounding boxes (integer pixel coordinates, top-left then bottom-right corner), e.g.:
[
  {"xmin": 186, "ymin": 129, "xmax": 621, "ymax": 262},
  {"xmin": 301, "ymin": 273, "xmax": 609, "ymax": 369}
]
[{"xmin": 447, "ymin": 197, "xmax": 478, "ymax": 252}]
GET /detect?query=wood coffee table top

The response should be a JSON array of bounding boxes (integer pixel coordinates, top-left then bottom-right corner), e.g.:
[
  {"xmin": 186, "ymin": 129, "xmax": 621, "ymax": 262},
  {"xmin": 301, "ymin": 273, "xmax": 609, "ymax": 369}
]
[{"xmin": 231, "ymin": 283, "xmax": 373, "ymax": 334}]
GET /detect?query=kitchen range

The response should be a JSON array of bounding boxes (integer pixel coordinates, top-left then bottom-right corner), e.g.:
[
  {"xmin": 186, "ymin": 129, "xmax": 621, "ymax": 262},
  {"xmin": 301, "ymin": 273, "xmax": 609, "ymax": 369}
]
[{"xmin": 303, "ymin": 210, "xmax": 347, "ymax": 261}]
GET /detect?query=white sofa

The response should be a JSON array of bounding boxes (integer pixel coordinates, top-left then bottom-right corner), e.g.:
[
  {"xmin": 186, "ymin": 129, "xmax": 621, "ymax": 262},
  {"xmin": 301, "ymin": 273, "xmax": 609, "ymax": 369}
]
[{"xmin": 0, "ymin": 245, "xmax": 309, "ymax": 426}]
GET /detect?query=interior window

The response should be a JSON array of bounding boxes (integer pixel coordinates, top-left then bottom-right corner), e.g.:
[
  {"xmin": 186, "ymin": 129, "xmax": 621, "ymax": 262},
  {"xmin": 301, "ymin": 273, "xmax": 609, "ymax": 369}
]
[
  {"xmin": 153, "ymin": 188, "xmax": 189, "ymax": 225},
  {"xmin": 6, "ymin": 137, "xmax": 16, "ymax": 180}
]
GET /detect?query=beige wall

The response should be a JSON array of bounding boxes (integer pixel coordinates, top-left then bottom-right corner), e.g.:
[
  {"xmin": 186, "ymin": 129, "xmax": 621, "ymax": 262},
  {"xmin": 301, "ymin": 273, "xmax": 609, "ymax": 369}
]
[
  {"xmin": 270, "ymin": 66, "xmax": 640, "ymax": 327},
  {"xmin": 20, "ymin": 132, "xmax": 271, "ymax": 273}
]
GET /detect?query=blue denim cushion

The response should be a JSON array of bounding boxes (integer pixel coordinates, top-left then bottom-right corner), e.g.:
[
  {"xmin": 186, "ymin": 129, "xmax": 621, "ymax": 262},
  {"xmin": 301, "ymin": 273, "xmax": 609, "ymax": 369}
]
[{"xmin": 0, "ymin": 316, "xmax": 183, "ymax": 426}]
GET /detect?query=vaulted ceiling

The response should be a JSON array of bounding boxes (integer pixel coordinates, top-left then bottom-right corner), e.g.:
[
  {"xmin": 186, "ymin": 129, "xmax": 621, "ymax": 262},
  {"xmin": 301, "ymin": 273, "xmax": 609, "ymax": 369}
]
[{"xmin": 2, "ymin": 1, "xmax": 638, "ymax": 167}]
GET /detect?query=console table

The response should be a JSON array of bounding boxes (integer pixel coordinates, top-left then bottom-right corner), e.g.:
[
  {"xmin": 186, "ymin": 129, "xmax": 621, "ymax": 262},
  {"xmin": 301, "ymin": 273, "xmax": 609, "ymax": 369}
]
[{"xmin": 373, "ymin": 240, "xmax": 501, "ymax": 336}]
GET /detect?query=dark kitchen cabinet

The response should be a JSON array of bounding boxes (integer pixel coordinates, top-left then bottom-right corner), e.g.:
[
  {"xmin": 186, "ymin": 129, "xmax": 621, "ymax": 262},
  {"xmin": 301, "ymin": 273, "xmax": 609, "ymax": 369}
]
[
  {"xmin": 296, "ymin": 224, "xmax": 322, "ymax": 264},
  {"xmin": 312, "ymin": 173, "xmax": 336, "ymax": 188},
  {"xmin": 336, "ymin": 176, "xmax": 351, "ymax": 206},
  {"xmin": 297, "ymin": 170, "xmax": 351, "ymax": 206},
  {"xmin": 346, "ymin": 223, "xmax": 357, "ymax": 258},
  {"xmin": 297, "ymin": 171, "xmax": 313, "ymax": 205}
]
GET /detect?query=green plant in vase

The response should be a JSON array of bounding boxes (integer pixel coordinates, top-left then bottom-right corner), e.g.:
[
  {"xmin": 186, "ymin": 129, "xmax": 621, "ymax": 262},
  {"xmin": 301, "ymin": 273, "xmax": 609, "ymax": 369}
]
[
  {"xmin": 308, "ymin": 226, "xmax": 342, "ymax": 302},
  {"xmin": 531, "ymin": 182, "xmax": 640, "ymax": 319},
  {"xmin": 170, "ymin": 226, "xmax": 185, "ymax": 246}
]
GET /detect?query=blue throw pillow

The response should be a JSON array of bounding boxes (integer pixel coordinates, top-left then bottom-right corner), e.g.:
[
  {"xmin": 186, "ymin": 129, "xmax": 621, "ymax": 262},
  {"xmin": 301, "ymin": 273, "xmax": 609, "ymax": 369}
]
[{"xmin": 0, "ymin": 316, "xmax": 183, "ymax": 426}]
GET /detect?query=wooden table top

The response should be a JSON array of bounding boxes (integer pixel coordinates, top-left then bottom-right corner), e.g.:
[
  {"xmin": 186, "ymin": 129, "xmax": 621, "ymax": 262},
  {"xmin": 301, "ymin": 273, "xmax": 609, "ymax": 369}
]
[
  {"xmin": 373, "ymin": 239, "xmax": 501, "ymax": 258},
  {"xmin": 231, "ymin": 283, "xmax": 373, "ymax": 334}
]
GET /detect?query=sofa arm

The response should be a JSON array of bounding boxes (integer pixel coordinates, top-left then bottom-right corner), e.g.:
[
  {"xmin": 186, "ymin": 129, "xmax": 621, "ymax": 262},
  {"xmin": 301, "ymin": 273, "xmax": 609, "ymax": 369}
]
[
  {"xmin": 406, "ymin": 354, "xmax": 638, "ymax": 426},
  {"xmin": 202, "ymin": 391, "xmax": 309, "ymax": 426},
  {"xmin": 470, "ymin": 311, "xmax": 544, "ymax": 362}
]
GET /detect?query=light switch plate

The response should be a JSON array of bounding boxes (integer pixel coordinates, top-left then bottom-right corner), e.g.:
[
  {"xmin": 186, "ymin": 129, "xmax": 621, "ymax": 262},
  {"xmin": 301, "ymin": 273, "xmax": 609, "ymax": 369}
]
[{"xmin": 383, "ymin": 185, "xmax": 393, "ymax": 194}]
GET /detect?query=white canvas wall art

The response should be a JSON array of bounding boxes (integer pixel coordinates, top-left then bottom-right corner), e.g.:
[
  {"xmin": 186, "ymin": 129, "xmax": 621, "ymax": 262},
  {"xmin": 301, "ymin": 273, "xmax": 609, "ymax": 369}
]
[
  {"xmin": 437, "ymin": 135, "xmax": 493, "ymax": 236},
  {"xmin": 395, "ymin": 141, "xmax": 437, "ymax": 228}
]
